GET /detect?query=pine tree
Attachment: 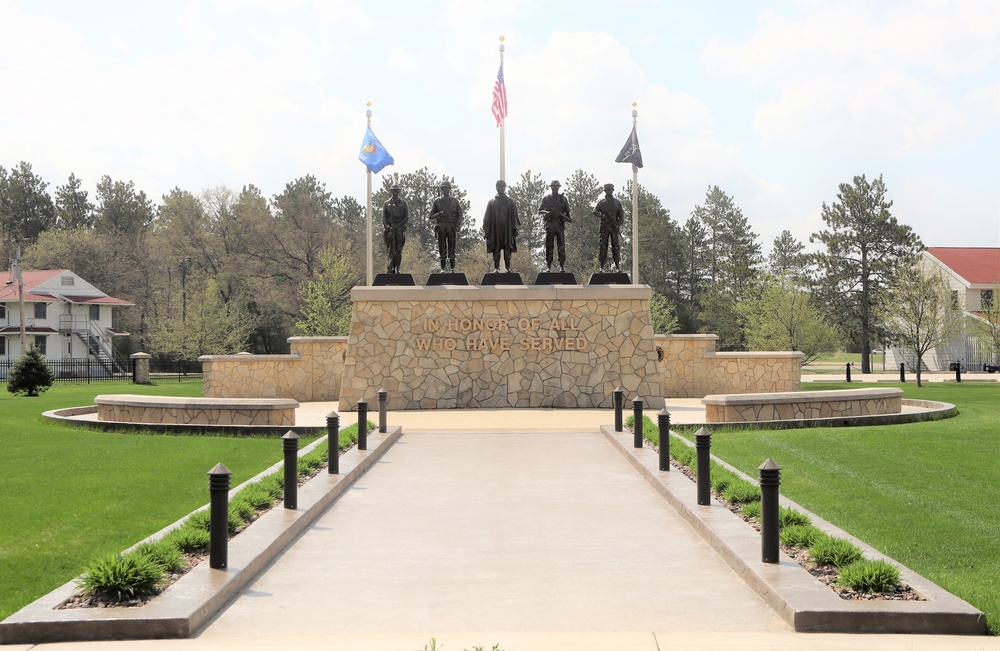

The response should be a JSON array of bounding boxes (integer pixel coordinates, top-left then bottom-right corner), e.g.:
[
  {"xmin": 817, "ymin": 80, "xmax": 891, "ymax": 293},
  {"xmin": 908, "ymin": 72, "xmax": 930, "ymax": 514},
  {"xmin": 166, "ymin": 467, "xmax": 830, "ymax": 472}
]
[{"xmin": 7, "ymin": 347, "xmax": 55, "ymax": 397}]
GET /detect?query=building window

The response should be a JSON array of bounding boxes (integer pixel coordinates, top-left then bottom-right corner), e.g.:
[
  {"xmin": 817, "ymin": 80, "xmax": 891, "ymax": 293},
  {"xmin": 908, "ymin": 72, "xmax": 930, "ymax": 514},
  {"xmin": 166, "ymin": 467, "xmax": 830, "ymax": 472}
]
[
  {"xmin": 950, "ymin": 291, "xmax": 959, "ymax": 310},
  {"xmin": 34, "ymin": 335, "xmax": 46, "ymax": 356},
  {"xmin": 34, "ymin": 302, "xmax": 47, "ymax": 320},
  {"xmin": 982, "ymin": 289, "xmax": 995, "ymax": 311},
  {"xmin": 0, "ymin": 304, "xmax": 5, "ymax": 320},
  {"xmin": 89, "ymin": 305, "xmax": 100, "ymax": 321},
  {"xmin": 0, "ymin": 337, "xmax": 5, "ymax": 356}
]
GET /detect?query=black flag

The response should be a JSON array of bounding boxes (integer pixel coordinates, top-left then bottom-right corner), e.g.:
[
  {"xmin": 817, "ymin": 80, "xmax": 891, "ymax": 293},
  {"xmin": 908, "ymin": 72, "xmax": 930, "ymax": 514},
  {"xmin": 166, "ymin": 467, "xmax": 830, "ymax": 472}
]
[{"xmin": 615, "ymin": 126, "xmax": 643, "ymax": 168}]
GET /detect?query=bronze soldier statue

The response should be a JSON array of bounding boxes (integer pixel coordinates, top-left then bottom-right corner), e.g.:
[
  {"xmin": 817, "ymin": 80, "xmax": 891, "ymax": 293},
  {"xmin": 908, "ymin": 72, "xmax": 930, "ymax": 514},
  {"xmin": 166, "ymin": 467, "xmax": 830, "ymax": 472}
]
[
  {"xmin": 429, "ymin": 180, "xmax": 462, "ymax": 271},
  {"xmin": 594, "ymin": 183, "xmax": 624, "ymax": 272},
  {"xmin": 483, "ymin": 179, "xmax": 519, "ymax": 272},
  {"xmin": 538, "ymin": 180, "xmax": 573, "ymax": 272},
  {"xmin": 382, "ymin": 183, "xmax": 409, "ymax": 274}
]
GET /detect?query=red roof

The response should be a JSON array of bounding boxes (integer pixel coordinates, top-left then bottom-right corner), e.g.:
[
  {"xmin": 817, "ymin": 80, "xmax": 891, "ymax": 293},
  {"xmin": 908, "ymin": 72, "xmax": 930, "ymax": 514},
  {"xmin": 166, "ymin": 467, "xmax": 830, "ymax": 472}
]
[{"xmin": 926, "ymin": 248, "xmax": 1000, "ymax": 285}]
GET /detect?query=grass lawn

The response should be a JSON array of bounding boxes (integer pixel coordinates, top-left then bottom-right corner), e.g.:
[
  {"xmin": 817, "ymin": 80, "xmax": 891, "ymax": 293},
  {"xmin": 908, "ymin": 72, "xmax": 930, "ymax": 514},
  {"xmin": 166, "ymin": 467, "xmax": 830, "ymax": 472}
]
[
  {"xmin": 674, "ymin": 382, "xmax": 1000, "ymax": 634},
  {"xmin": 0, "ymin": 380, "xmax": 320, "ymax": 621}
]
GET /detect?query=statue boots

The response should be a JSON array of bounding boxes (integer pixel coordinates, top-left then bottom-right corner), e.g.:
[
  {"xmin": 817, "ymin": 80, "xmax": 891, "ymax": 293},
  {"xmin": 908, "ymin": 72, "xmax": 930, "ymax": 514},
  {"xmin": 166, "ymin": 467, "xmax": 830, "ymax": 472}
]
[
  {"xmin": 449, "ymin": 258, "xmax": 455, "ymax": 271},
  {"xmin": 440, "ymin": 256, "xmax": 448, "ymax": 271}
]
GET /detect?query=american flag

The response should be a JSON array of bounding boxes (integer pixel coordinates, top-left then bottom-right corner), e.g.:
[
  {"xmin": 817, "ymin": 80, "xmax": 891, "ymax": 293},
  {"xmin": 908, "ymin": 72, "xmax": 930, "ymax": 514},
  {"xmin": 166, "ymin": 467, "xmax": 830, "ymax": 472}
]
[{"xmin": 491, "ymin": 63, "xmax": 507, "ymax": 126}]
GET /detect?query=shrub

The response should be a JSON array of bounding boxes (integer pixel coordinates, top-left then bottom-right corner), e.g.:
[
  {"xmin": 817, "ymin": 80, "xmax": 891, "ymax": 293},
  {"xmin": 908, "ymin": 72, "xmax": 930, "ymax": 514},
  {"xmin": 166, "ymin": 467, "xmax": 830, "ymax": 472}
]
[
  {"xmin": 233, "ymin": 484, "xmax": 276, "ymax": 510},
  {"xmin": 710, "ymin": 467, "xmax": 739, "ymax": 494},
  {"xmin": 228, "ymin": 498, "xmax": 256, "ymax": 524},
  {"xmin": 780, "ymin": 524, "xmax": 824, "ymax": 549},
  {"xmin": 779, "ymin": 506, "xmax": 811, "ymax": 529},
  {"xmin": 6, "ymin": 347, "xmax": 55, "ymax": 397},
  {"xmin": 132, "ymin": 540, "xmax": 185, "ymax": 573},
  {"xmin": 837, "ymin": 559, "xmax": 901, "ymax": 593},
  {"xmin": 809, "ymin": 535, "xmax": 864, "ymax": 567},
  {"xmin": 78, "ymin": 553, "xmax": 164, "ymax": 600},
  {"xmin": 162, "ymin": 526, "xmax": 210, "ymax": 553},
  {"xmin": 740, "ymin": 500, "xmax": 761, "ymax": 520},
  {"xmin": 722, "ymin": 480, "xmax": 761, "ymax": 504},
  {"xmin": 672, "ymin": 445, "xmax": 695, "ymax": 468},
  {"xmin": 184, "ymin": 509, "xmax": 211, "ymax": 532}
]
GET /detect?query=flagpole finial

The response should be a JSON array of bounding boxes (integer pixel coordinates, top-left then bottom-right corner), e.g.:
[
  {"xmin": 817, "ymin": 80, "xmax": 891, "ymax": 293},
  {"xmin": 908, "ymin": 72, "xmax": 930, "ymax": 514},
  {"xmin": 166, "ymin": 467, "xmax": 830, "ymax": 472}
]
[
  {"xmin": 366, "ymin": 101, "xmax": 372, "ymax": 118},
  {"xmin": 499, "ymin": 35, "xmax": 505, "ymax": 52},
  {"xmin": 632, "ymin": 101, "xmax": 637, "ymax": 118}
]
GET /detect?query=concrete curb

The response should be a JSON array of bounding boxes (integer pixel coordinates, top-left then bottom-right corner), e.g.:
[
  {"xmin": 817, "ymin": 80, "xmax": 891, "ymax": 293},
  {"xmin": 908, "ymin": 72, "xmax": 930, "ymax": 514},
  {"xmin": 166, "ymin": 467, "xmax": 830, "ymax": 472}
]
[
  {"xmin": 0, "ymin": 427, "xmax": 403, "ymax": 645},
  {"xmin": 600, "ymin": 425, "xmax": 987, "ymax": 635}
]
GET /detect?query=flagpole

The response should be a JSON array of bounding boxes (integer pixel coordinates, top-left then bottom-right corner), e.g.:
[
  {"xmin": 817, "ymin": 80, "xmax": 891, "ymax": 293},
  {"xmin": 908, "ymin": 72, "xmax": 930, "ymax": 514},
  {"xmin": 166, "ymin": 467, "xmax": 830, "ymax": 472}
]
[
  {"xmin": 498, "ymin": 36, "xmax": 506, "ymax": 182},
  {"xmin": 366, "ymin": 103, "xmax": 374, "ymax": 286},
  {"xmin": 631, "ymin": 103, "xmax": 639, "ymax": 284}
]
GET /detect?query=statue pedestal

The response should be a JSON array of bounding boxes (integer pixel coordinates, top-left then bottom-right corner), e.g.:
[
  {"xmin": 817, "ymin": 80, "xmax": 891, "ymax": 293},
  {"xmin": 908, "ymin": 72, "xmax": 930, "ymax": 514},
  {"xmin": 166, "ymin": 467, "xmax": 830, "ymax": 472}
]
[
  {"xmin": 480, "ymin": 272, "xmax": 524, "ymax": 285},
  {"xmin": 426, "ymin": 272, "xmax": 470, "ymax": 286},
  {"xmin": 373, "ymin": 273, "xmax": 416, "ymax": 287},
  {"xmin": 533, "ymin": 272, "xmax": 577, "ymax": 285},
  {"xmin": 339, "ymin": 285, "xmax": 664, "ymax": 411},
  {"xmin": 589, "ymin": 272, "xmax": 632, "ymax": 285}
]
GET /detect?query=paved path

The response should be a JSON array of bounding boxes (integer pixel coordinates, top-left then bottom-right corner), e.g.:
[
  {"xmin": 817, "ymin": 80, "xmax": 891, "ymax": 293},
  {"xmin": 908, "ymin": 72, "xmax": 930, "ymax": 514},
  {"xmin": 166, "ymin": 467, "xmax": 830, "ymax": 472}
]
[{"xmin": 197, "ymin": 429, "xmax": 786, "ymax": 638}]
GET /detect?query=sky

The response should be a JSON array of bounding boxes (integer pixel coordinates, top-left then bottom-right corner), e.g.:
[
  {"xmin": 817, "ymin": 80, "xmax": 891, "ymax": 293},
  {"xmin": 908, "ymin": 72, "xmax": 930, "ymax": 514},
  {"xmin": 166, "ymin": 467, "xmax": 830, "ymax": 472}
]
[{"xmin": 1, "ymin": 0, "xmax": 998, "ymax": 255}]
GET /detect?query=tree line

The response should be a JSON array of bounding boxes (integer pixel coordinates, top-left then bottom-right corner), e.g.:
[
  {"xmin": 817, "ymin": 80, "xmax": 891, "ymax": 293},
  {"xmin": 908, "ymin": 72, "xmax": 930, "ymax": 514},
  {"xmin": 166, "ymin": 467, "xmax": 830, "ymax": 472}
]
[{"xmin": 4, "ymin": 160, "xmax": 942, "ymax": 371}]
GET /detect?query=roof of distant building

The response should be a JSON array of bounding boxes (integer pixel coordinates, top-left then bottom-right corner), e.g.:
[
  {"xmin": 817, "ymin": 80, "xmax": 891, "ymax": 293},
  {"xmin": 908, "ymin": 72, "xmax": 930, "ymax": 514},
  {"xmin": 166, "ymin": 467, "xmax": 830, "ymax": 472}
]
[
  {"xmin": 925, "ymin": 248, "xmax": 1000, "ymax": 286},
  {"xmin": 0, "ymin": 269, "xmax": 133, "ymax": 306}
]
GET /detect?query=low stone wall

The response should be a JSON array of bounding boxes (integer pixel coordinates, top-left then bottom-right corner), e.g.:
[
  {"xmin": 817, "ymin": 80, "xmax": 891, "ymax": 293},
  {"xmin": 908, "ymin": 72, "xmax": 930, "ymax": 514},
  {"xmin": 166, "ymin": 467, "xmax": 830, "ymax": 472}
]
[
  {"xmin": 339, "ymin": 285, "xmax": 665, "ymax": 411},
  {"xmin": 200, "ymin": 337, "xmax": 348, "ymax": 401},
  {"xmin": 702, "ymin": 388, "xmax": 903, "ymax": 423},
  {"xmin": 656, "ymin": 334, "xmax": 802, "ymax": 397},
  {"xmin": 95, "ymin": 395, "xmax": 298, "ymax": 427}
]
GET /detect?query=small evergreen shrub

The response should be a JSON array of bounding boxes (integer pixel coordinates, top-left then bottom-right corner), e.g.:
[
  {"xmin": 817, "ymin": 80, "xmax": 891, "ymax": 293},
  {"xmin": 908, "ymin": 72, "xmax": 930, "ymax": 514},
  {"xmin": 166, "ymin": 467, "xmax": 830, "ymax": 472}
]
[
  {"xmin": 740, "ymin": 500, "xmax": 761, "ymax": 520},
  {"xmin": 809, "ymin": 535, "xmax": 864, "ymax": 567},
  {"xmin": 836, "ymin": 559, "xmax": 901, "ymax": 593},
  {"xmin": 722, "ymin": 480, "xmax": 761, "ymax": 504},
  {"xmin": 184, "ymin": 509, "xmax": 212, "ymax": 532},
  {"xmin": 779, "ymin": 506, "xmax": 812, "ymax": 529},
  {"xmin": 229, "ymin": 497, "xmax": 256, "ymax": 524},
  {"xmin": 162, "ymin": 526, "xmax": 210, "ymax": 553},
  {"xmin": 233, "ymin": 484, "xmax": 275, "ymax": 510},
  {"xmin": 78, "ymin": 553, "xmax": 164, "ymax": 600},
  {"xmin": 780, "ymin": 524, "xmax": 824, "ymax": 549},
  {"xmin": 132, "ymin": 540, "xmax": 185, "ymax": 573},
  {"xmin": 6, "ymin": 347, "xmax": 55, "ymax": 397}
]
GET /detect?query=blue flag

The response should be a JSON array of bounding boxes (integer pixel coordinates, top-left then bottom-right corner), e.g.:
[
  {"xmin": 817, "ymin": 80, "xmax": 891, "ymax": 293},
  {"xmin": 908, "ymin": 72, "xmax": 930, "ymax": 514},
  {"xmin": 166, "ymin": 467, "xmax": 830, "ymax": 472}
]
[{"xmin": 358, "ymin": 127, "xmax": 394, "ymax": 174}]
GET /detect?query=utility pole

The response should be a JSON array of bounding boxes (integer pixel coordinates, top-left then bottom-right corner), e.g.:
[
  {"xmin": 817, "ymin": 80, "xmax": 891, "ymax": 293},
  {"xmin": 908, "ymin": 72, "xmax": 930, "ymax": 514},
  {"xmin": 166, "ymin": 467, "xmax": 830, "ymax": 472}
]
[{"xmin": 6, "ymin": 240, "xmax": 27, "ymax": 354}]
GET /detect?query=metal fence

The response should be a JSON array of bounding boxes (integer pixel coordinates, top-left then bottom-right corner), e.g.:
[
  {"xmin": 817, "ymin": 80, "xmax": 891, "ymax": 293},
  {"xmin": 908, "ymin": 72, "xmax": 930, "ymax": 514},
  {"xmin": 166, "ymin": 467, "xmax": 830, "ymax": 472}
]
[
  {"xmin": 149, "ymin": 359, "xmax": 203, "ymax": 381},
  {"xmin": 0, "ymin": 358, "xmax": 132, "ymax": 383}
]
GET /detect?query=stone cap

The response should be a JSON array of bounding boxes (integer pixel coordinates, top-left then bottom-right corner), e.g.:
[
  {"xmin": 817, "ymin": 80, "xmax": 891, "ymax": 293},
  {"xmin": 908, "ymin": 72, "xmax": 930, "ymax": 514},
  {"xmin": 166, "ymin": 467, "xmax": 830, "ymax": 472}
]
[
  {"xmin": 702, "ymin": 388, "xmax": 902, "ymax": 406},
  {"xmin": 94, "ymin": 395, "xmax": 299, "ymax": 410},
  {"xmin": 350, "ymin": 284, "xmax": 653, "ymax": 302},
  {"xmin": 129, "ymin": 352, "xmax": 151, "ymax": 359},
  {"xmin": 710, "ymin": 351, "xmax": 805, "ymax": 359},
  {"xmin": 198, "ymin": 354, "xmax": 301, "ymax": 362}
]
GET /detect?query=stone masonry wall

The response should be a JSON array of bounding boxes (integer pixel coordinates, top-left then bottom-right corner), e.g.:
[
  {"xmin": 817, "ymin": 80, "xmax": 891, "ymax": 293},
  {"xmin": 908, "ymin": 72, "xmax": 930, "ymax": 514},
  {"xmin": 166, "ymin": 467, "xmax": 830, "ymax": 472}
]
[
  {"xmin": 338, "ymin": 285, "xmax": 665, "ymax": 411},
  {"xmin": 655, "ymin": 334, "xmax": 802, "ymax": 397},
  {"xmin": 201, "ymin": 338, "xmax": 348, "ymax": 401}
]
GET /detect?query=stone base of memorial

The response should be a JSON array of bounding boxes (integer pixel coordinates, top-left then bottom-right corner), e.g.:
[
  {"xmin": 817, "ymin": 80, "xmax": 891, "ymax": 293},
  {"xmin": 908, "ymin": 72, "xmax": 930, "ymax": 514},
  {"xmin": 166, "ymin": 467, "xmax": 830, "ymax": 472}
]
[
  {"xmin": 339, "ymin": 284, "xmax": 665, "ymax": 411},
  {"xmin": 480, "ymin": 272, "xmax": 524, "ymax": 285}
]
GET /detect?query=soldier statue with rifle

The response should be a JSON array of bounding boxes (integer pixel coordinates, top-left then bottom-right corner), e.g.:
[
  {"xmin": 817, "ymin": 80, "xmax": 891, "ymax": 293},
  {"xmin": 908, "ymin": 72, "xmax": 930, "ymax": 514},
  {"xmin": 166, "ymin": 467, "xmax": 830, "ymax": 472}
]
[
  {"xmin": 382, "ymin": 183, "xmax": 409, "ymax": 274},
  {"xmin": 429, "ymin": 180, "xmax": 462, "ymax": 271},
  {"xmin": 537, "ymin": 180, "xmax": 573, "ymax": 272},
  {"xmin": 593, "ymin": 183, "xmax": 624, "ymax": 272}
]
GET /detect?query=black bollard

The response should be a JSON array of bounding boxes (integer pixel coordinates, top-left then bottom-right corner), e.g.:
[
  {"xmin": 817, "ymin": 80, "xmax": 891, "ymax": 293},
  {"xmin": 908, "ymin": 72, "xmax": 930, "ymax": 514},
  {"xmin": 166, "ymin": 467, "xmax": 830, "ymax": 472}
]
[
  {"xmin": 759, "ymin": 458, "xmax": 782, "ymax": 563},
  {"xmin": 695, "ymin": 427, "xmax": 712, "ymax": 506},
  {"xmin": 632, "ymin": 398, "xmax": 644, "ymax": 448},
  {"xmin": 846, "ymin": 362, "xmax": 852, "ymax": 383},
  {"xmin": 357, "ymin": 399, "xmax": 368, "ymax": 451},
  {"xmin": 658, "ymin": 409, "xmax": 671, "ymax": 472},
  {"xmin": 208, "ymin": 463, "xmax": 231, "ymax": 569},
  {"xmin": 378, "ymin": 388, "xmax": 388, "ymax": 433},
  {"xmin": 327, "ymin": 411, "xmax": 340, "ymax": 475},
  {"xmin": 899, "ymin": 362, "xmax": 906, "ymax": 383},
  {"xmin": 613, "ymin": 388, "xmax": 624, "ymax": 432},
  {"xmin": 955, "ymin": 361, "xmax": 962, "ymax": 383},
  {"xmin": 282, "ymin": 431, "xmax": 299, "ymax": 510}
]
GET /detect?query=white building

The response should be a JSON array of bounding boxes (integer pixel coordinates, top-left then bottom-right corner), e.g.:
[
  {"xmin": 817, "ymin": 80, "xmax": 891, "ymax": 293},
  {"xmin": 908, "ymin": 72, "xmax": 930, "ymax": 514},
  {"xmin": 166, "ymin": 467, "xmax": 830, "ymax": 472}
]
[
  {"xmin": 1, "ymin": 269, "xmax": 133, "ymax": 375},
  {"xmin": 885, "ymin": 248, "xmax": 1000, "ymax": 371}
]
